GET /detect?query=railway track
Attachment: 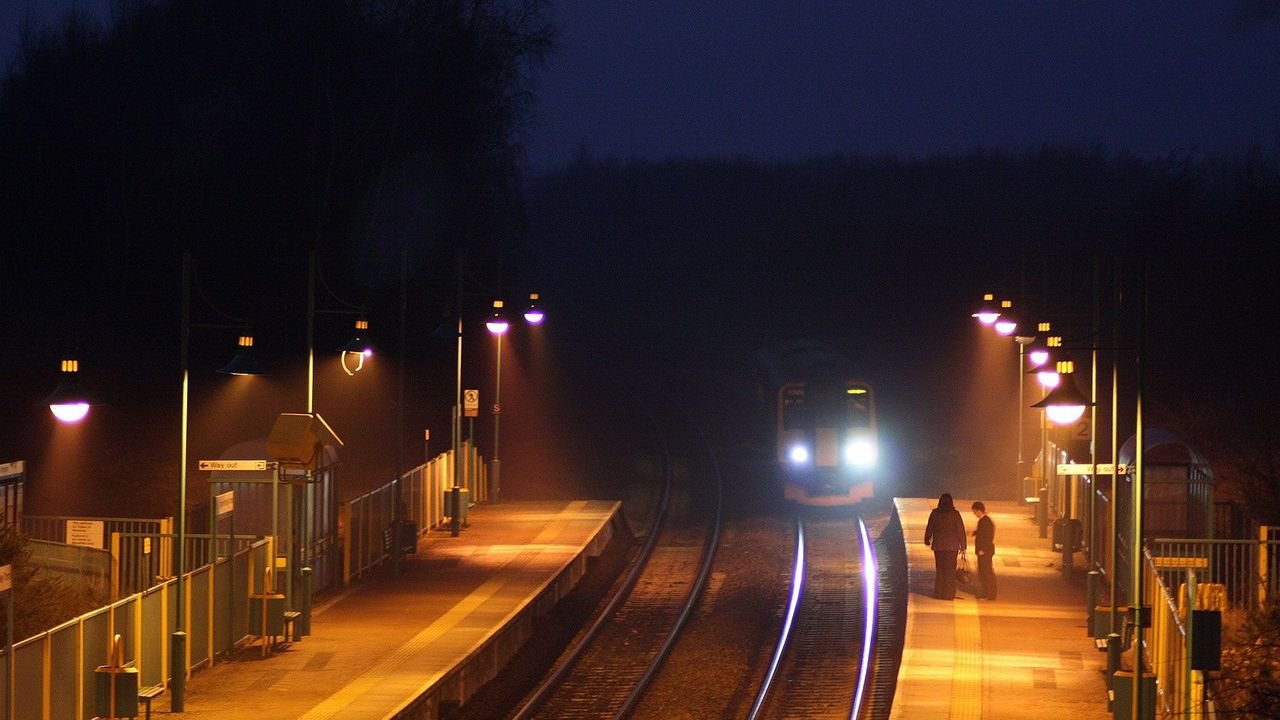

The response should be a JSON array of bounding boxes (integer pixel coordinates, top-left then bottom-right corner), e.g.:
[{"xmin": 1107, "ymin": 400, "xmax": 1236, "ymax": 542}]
[
  {"xmin": 749, "ymin": 505, "xmax": 905, "ymax": 720},
  {"xmin": 510, "ymin": 372, "xmax": 724, "ymax": 720}
]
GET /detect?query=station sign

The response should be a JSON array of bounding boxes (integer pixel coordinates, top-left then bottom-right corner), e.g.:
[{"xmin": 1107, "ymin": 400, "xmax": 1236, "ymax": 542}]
[
  {"xmin": 198, "ymin": 459, "xmax": 268, "ymax": 472},
  {"xmin": 0, "ymin": 460, "xmax": 25, "ymax": 481},
  {"xmin": 216, "ymin": 490, "xmax": 235, "ymax": 516},
  {"xmin": 66, "ymin": 519, "xmax": 104, "ymax": 548},
  {"xmin": 1057, "ymin": 463, "xmax": 1128, "ymax": 476}
]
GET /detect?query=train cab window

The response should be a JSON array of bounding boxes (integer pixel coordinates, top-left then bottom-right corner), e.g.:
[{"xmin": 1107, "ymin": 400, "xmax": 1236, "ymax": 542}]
[
  {"xmin": 846, "ymin": 386, "xmax": 872, "ymax": 427},
  {"xmin": 782, "ymin": 386, "xmax": 807, "ymax": 429}
]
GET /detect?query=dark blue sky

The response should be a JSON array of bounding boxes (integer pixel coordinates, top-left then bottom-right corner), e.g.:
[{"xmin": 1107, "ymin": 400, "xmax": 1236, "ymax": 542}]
[{"xmin": 5, "ymin": 1, "xmax": 1280, "ymax": 170}]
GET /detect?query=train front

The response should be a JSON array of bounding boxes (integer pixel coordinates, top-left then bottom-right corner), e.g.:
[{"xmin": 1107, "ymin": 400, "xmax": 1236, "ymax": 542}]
[{"xmin": 777, "ymin": 378, "xmax": 878, "ymax": 505}]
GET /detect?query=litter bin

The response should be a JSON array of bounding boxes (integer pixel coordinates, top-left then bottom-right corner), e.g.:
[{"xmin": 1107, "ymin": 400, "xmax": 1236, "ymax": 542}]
[
  {"xmin": 1052, "ymin": 518, "xmax": 1082, "ymax": 552},
  {"xmin": 249, "ymin": 592, "xmax": 287, "ymax": 637},
  {"xmin": 1109, "ymin": 671, "xmax": 1155, "ymax": 720},
  {"xmin": 94, "ymin": 664, "xmax": 139, "ymax": 719},
  {"xmin": 402, "ymin": 521, "xmax": 418, "ymax": 554},
  {"xmin": 446, "ymin": 487, "xmax": 471, "ymax": 525}
]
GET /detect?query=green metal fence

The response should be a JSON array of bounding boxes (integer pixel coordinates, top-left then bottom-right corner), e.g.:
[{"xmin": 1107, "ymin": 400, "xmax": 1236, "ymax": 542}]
[
  {"xmin": 344, "ymin": 441, "xmax": 488, "ymax": 582},
  {"xmin": 0, "ymin": 537, "xmax": 272, "ymax": 720},
  {"xmin": 28, "ymin": 539, "xmax": 112, "ymax": 602}
]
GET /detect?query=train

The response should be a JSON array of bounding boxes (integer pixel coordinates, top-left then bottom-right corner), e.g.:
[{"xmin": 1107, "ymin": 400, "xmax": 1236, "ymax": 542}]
[{"xmin": 756, "ymin": 342, "xmax": 878, "ymax": 506}]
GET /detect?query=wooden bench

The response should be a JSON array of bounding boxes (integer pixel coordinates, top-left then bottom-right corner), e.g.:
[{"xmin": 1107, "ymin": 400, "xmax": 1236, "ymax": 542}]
[{"xmin": 138, "ymin": 684, "xmax": 164, "ymax": 720}]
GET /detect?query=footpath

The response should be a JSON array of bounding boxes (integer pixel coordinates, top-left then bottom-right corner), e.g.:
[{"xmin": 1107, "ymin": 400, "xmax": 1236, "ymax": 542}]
[
  {"xmin": 891, "ymin": 498, "xmax": 1113, "ymax": 720},
  {"xmin": 156, "ymin": 499, "xmax": 621, "ymax": 719}
]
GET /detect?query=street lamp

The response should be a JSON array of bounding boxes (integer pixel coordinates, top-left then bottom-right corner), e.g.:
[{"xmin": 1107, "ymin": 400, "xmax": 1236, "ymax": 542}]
[
  {"xmin": 339, "ymin": 317, "xmax": 374, "ymax": 376},
  {"xmin": 972, "ymin": 292, "xmax": 1001, "ymax": 325},
  {"xmin": 1032, "ymin": 360, "xmax": 1093, "ymax": 425},
  {"xmin": 173, "ymin": 253, "xmax": 266, "ymax": 711},
  {"xmin": 523, "ymin": 293, "xmax": 545, "ymax": 325},
  {"xmin": 486, "ymin": 300, "xmax": 509, "ymax": 501},
  {"xmin": 43, "ymin": 356, "xmax": 94, "ymax": 424}
]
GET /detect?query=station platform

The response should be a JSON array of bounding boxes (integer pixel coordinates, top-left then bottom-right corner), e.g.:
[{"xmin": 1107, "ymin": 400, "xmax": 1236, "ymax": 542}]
[
  {"xmin": 891, "ymin": 498, "xmax": 1112, "ymax": 720},
  {"xmin": 157, "ymin": 499, "xmax": 622, "ymax": 719}
]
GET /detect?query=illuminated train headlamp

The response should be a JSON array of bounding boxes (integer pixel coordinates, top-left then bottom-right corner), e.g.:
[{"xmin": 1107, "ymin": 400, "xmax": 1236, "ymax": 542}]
[
  {"xmin": 788, "ymin": 444, "xmax": 810, "ymax": 465},
  {"xmin": 844, "ymin": 438, "xmax": 878, "ymax": 468}
]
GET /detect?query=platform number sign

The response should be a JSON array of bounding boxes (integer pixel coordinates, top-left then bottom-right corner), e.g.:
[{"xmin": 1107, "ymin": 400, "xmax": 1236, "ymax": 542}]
[
  {"xmin": 1073, "ymin": 414, "xmax": 1092, "ymax": 441},
  {"xmin": 464, "ymin": 389, "xmax": 480, "ymax": 418}
]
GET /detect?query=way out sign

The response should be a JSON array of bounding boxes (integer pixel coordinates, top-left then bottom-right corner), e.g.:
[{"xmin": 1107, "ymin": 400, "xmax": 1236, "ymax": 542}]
[{"xmin": 1057, "ymin": 463, "xmax": 1129, "ymax": 476}]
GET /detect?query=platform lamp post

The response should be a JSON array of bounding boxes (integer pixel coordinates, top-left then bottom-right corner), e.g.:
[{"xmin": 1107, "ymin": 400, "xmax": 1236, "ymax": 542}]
[
  {"xmin": 484, "ymin": 301, "xmax": 509, "ymax": 502},
  {"xmin": 1026, "ymin": 331, "xmax": 1066, "ymax": 537},
  {"xmin": 1032, "ymin": 359, "xmax": 1093, "ymax": 573},
  {"xmin": 992, "ymin": 302, "xmax": 1039, "ymax": 501},
  {"xmin": 173, "ymin": 253, "xmax": 267, "ymax": 711},
  {"xmin": 484, "ymin": 293, "xmax": 544, "ymax": 503},
  {"xmin": 305, "ymin": 250, "xmax": 374, "ymax": 572}
]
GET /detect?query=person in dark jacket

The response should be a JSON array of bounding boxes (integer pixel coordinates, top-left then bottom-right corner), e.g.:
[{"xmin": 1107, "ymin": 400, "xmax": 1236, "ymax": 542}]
[
  {"xmin": 923, "ymin": 493, "xmax": 967, "ymax": 599},
  {"xmin": 970, "ymin": 501, "xmax": 996, "ymax": 600}
]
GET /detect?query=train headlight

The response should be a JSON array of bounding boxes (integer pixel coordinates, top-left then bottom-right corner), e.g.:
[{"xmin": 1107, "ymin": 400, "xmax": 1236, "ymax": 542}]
[
  {"xmin": 844, "ymin": 439, "xmax": 878, "ymax": 468},
  {"xmin": 788, "ymin": 444, "xmax": 810, "ymax": 465}
]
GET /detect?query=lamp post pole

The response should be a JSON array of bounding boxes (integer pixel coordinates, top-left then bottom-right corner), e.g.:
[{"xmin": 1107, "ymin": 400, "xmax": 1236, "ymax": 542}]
[
  {"xmin": 492, "ymin": 328, "xmax": 502, "ymax": 502},
  {"xmin": 1131, "ymin": 264, "xmax": 1147, "ymax": 720},
  {"xmin": 451, "ymin": 253, "xmax": 463, "ymax": 537},
  {"xmin": 172, "ymin": 253, "xmax": 192, "ymax": 711}
]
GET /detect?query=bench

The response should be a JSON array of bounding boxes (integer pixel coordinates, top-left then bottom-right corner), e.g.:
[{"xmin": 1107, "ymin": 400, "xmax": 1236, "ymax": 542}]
[
  {"xmin": 138, "ymin": 684, "xmax": 164, "ymax": 720},
  {"xmin": 283, "ymin": 610, "xmax": 303, "ymax": 644}
]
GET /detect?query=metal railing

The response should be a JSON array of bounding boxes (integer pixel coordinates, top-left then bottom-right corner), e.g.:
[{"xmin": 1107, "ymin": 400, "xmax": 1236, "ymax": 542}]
[
  {"xmin": 0, "ymin": 538, "xmax": 273, "ymax": 719},
  {"xmin": 1139, "ymin": 530, "xmax": 1280, "ymax": 718},
  {"xmin": 343, "ymin": 441, "xmax": 488, "ymax": 582}
]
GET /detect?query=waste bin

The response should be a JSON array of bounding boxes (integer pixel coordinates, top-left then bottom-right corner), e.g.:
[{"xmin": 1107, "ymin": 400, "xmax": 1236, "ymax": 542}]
[
  {"xmin": 1052, "ymin": 518, "xmax": 1082, "ymax": 552},
  {"xmin": 1110, "ymin": 671, "xmax": 1155, "ymax": 720},
  {"xmin": 446, "ymin": 487, "xmax": 471, "ymax": 525},
  {"xmin": 402, "ymin": 521, "xmax": 418, "ymax": 554},
  {"xmin": 94, "ymin": 664, "xmax": 139, "ymax": 719},
  {"xmin": 249, "ymin": 592, "xmax": 287, "ymax": 637}
]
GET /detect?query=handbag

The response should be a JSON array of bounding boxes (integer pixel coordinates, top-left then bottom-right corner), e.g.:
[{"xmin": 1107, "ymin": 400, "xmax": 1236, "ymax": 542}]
[{"xmin": 955, "ymin": 552, "xmax": 973, "ymax": 585}]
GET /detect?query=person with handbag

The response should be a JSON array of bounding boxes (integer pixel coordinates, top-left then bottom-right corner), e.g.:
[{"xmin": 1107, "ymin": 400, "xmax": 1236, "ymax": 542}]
[
  {"xmin": 923, "ymin": 493, "xmax": 967, "ymax": 600},
  {"xmin": 970, "ymin": 501, "xmax": 997, "ymax": 600}
]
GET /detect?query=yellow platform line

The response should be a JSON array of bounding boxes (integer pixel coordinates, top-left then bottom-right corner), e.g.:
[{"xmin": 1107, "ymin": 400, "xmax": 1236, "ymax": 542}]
[{"xmin": 299, "ymin": 501, "xmax": 587, "ymax": 720}]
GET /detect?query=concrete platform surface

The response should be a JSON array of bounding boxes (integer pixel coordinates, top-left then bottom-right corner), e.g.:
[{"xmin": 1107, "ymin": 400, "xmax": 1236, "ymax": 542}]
[
  {"xmin": 891, "ymin": 498, "xmax": 1112, "ymax": 720},
  {"xmin": 156, "ymin": 499, "xmax": 620, "ymax": 719}
]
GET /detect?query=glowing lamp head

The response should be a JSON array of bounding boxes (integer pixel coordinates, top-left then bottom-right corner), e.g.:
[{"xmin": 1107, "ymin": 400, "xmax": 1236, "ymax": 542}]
[
  {"xmin": 1036, "ymin": 369, "xmax": 1061, "ymax": 389},
  {"xmin": 43, "ymin": 358, "xmax": 94, "ymax": 424},
  {"xmin": 1028, "ymin": 348, "xmax": 1050, "ymax": 367},
  {"xmin": 992, "ymin": 300, "xmax": 1017, "ymax": 335},
  {"xmin": 1045, "ymin": 404, "xmax": 1087, "ymax": 425},
  {"xmin": 1032, "ymin": 370, "xmax": 1093, "ymax": 426},
  {"xmin": 972, "ymin": 293, "xmax": 1000, "ymax": 325},
  {"xmin": 50, "ymin": 402, "xmax": 90, "ymax": 424},
  {"xmin": 340, "ymin": 318, "xmax": 375, "ymax": 375},
  {"xmin": 486, "ymin": 300, "xmax": 510, "ymax": 335},
  {"xmin": 523, "ymin": 293, "xmax": 544, "ymax": 325}
]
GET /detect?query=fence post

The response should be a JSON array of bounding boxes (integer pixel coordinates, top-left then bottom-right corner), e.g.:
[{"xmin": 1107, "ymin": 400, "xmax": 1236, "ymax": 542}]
[
  {"xmin": 1258, "ymin": 525, "xmax": 1270, "ymax": 608},
  {"xmin": 110, "ymin": 532, "xmax": 121, "ymax": 600},
  {"xmin": 340, "ymin": 502, "xmax": 350, "ymax": 586}
]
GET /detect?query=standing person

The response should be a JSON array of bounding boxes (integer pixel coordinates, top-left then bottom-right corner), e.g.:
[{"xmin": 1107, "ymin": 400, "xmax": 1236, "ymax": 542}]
[
  {"xmin": 923, "ymin": 493, "xmax": 967, "ymax": 600},
  {"xmin": 971, "ymin": 501, "xmax": 997, "ymax": 600}
]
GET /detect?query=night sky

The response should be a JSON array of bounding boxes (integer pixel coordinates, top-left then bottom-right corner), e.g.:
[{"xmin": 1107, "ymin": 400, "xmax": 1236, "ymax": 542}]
[
  {"xmin": 5, "ymin": 1, "xmax": 1280, "ymax": 168},
  {"xmin": 3, "ymin": 1, "xmax": 1279, "ymax": 513}
]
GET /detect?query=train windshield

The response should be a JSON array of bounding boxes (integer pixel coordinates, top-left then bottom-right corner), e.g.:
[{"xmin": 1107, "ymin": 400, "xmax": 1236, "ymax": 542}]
[{"xmin": 782, "ymin": 381, "xmax": 872, "ymax": 429}]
